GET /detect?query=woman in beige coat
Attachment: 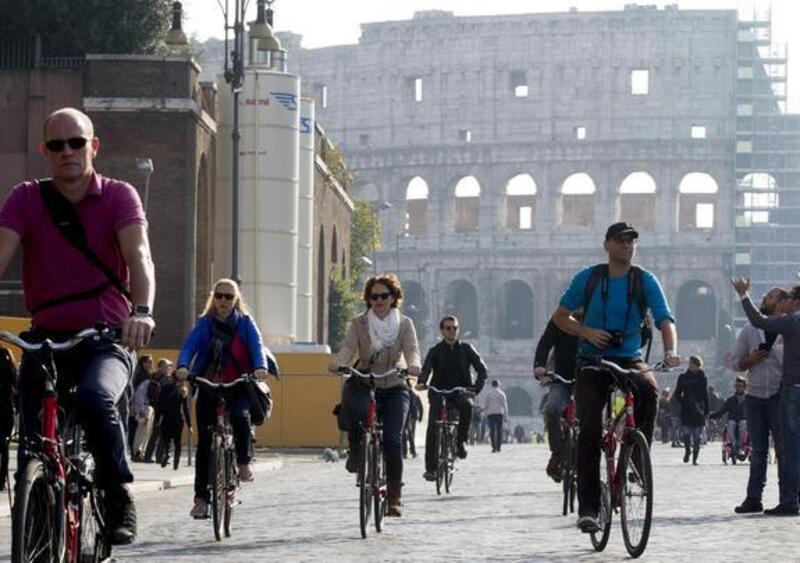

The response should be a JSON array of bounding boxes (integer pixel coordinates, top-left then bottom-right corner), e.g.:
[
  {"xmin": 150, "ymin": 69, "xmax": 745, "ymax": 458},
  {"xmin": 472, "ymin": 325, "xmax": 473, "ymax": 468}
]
[{"xmin": 329, "ymin": 274, "xmax": 421, "ymax": 516}]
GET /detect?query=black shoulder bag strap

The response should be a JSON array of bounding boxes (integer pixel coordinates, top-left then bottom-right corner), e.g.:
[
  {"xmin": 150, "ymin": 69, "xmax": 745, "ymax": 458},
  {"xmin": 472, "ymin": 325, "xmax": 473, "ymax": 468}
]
[{"xmin": 33, "ymin": 180, "xmax": 132, "ymax": 314}]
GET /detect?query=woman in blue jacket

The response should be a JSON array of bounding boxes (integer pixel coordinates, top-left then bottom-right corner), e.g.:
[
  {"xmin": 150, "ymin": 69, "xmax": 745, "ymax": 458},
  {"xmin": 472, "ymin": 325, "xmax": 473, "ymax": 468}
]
[{"xmin": 176, "ymin": 278, "xmax": 271, "ymax": 519}]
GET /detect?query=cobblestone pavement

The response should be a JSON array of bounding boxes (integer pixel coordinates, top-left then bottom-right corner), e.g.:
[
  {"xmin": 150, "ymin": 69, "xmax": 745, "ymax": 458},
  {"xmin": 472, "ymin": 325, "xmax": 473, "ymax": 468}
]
[{"xmin": 0, "ymin": 442, "xmax": 797, "ymax": 562}]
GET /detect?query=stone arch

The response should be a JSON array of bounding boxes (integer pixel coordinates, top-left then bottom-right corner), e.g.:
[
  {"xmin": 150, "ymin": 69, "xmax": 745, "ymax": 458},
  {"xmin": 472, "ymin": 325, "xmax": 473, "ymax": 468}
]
[
  {"xmin": 498, "ymin": 279, "xmax": 534, "ymax": 339},
  {"xmin": 405, "ymin": 176, "xmax": 429, "ymax": 235},
  {"xmin": 558, "ymin": 172, "xmax": 596, "ymax": 227},
  {"xmin": 617, "ymin": 171, "xmax": 657, "ymax": 231},
  {"xmin": 506, "ymin": 387, "xmax": 534, "ymax": 417},
  {"xmin": 402, "ymin": 280, "xmax": 426, "ymax": 338},
  {"xmin": 738, "ymin": 172, "xmax": 779, "ymax": 226},
  {"xmin": 505, "ymin": 173, "xmax": 537, "ymax": 231},
  {"xmin": 676, "ymin": 280, "xmax": 717, "ymax": 340},
  {"xmin": 453, "ymin": 175, "xmax": 481, "ymax": 232},
  {"xmin": 678, "ymin": 172, "xmax": 719, "ymax": 230},
  {"xmin": 444, "ymin": 279, "xmax": 479, "ymax": 338}
]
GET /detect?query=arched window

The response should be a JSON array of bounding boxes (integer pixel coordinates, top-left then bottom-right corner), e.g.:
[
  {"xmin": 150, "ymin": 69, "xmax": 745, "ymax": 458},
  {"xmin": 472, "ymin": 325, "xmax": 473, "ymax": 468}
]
[
  {"xmin": 507, "ymin": 387, "xmax": 534, "ymax": 417},
  {"xmin": 678, "ymin": 173, "xmax": 719, "ymax": 230},
  {"xmin": 618, "ymin": 172, "xmax": 657, "ymax": 231},
  {"xmin": 402, "ymin": 280, "xmax": 425, "ymax": 339},
  {"xmin": 331, "ymin": 226, "xmax": 338, "ymax": 264},
  {"xmin": 444, "ymin": 280, "xmax": 479, "ymax": 338},
  {"xmin": 676, "ymin": 281, "xmax": 717, "ymax": 340},
  {"xmin": 505, "ymin": 174, "xmax": 537, "ymax": 231},
  {"xmin": 405, "ymin": 177, "xmax": 429, "ymax": 235},
  {"xmin": 454, "ymin": 176, "xmax": 481, "ymax": 232},
  {"xmin": 498, "ymin": 280, "xmax": 534, "ymax": 339},
  {"xmin": 739, "ymin": 172, "xmax": 779, "ymax": 226},
  {"xmin": 559, "ymin": 173, "xmax": 596, "ymax": 227}
]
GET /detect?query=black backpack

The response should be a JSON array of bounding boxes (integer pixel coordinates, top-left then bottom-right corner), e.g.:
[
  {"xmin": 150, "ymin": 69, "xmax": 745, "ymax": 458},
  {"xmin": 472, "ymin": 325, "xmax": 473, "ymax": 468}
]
[{"xmin": 581, "ymin": 264, "xmax": 653, "ymax": 360}]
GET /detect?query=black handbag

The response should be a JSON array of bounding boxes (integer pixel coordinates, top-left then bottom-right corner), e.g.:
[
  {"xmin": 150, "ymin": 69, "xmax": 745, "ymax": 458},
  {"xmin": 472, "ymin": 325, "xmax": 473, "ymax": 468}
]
[{"xmin": 247, "ymin": 380, "xmax": 272, "ymax": 426}]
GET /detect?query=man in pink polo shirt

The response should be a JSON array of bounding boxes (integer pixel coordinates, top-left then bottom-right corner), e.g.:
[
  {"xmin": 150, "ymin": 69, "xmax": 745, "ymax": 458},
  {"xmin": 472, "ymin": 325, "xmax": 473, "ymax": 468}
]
[{"xmin": 0, "ymin": 107, "xmax": 156, "ymax": 545}]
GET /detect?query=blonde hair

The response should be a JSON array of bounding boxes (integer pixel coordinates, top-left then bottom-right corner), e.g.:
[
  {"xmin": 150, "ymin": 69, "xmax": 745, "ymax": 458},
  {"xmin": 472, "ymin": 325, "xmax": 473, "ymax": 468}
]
[{"xmin": 202, "ymin": 278, "xmax": 250, "ymax": 316}]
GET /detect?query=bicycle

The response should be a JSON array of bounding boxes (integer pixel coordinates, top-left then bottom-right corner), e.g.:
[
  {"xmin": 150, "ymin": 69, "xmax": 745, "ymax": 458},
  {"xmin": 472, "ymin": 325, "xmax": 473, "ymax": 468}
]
[
  {"xmin": 540, "ymin": 372, "xmax": 578, "ymax": 516},
  {"xmin": 188, "ymin": 374, "xmax": 257, "ymax": 541},
  {"xmin": 579, "ymin": 357, "xmax": 671, "ymax": 559},
  {"xmin": 3, "ymin": 326, "xmax": 116, "ymax": 563},
  {"xmin": 336, "ymin": 366, "xmax": 407, "ymax": 539},
  {"xmin": 721, "ymin": 421, "xmax": 750, "ymax": 465},
  {"xmin": 424, "ymin": 385, "xmax": 473, "ymax": 496}
]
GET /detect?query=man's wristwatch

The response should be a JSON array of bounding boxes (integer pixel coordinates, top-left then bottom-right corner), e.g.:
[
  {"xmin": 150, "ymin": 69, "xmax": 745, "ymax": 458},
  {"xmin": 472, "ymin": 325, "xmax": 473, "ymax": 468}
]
[{"xmin": 132, "ymin": 304, "xmax": 152, "ymax": 317}]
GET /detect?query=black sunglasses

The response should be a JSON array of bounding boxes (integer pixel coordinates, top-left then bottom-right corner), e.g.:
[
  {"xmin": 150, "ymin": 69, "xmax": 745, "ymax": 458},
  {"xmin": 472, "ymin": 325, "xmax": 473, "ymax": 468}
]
[
  {"xmin": 369, "ymin": 292, "xmax": 392, "ymax": 301},
  {"xmin": 45, "ymin": 137, "xmax": 89, "ymax": 152},
  {"xmin": 214, "ymin": 292, "xmax": 236, "ymax": 301},
  {"xmin": 442, "ymin": 325, "xmax": 459, "ymax": 331}
]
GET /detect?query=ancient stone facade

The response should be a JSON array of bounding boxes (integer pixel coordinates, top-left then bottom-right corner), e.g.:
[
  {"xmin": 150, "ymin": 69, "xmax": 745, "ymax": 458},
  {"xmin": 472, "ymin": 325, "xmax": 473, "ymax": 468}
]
[{"xmin": 289, "ymin": 6, "xmax": 745, "ymax": 420}]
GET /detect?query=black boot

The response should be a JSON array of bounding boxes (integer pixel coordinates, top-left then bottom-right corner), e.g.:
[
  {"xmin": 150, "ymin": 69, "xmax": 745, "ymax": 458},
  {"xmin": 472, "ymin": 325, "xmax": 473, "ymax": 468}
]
[
  {"xmin": 683, "ymin": 445, "xmax": 690, "ymax": 463},
  {"xmin": 106, "ymin": 484, "xmax": 137, "ymax": 545},
  {"xmin": 692, "ymin": 446, "xmax": 699, "ymax": 466}
]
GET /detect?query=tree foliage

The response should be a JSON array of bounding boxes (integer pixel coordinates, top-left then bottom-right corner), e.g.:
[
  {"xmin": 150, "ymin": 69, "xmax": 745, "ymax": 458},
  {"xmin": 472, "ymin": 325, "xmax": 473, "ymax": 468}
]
[
  {"xmin": 0, "ymin": 0, "xmax": 173, "ymax": 57},
  {"xmin": 327, "ymin": 265, "xmax": 362, "ymax": 353}
]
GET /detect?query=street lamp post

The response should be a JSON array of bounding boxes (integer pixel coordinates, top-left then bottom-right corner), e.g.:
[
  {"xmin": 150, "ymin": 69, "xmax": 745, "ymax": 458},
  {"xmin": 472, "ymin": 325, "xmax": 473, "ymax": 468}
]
[{"xmin": 371, "ymin": 201, "xmax": 393, "ymax": 275}]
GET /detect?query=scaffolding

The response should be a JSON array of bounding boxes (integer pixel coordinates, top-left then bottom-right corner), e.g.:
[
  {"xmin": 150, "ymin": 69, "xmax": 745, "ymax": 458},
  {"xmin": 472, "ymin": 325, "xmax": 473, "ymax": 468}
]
[{"xmin": 733, "ymin": 9, "xmax": 800, "ymax": 326}]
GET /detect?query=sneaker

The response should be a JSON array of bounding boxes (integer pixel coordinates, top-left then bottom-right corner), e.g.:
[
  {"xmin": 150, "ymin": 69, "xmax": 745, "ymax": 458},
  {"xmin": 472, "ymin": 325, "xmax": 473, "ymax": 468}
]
[
  {"xmin": 238, "ymin": 463, "xmax": 254, "ymax": 482},
  {"xmin": 107, "ymin": 485, "xmax": 137, "ymax": 545},
  {"xmin": 577, "ymin": 513, "xmax": 600, "ymax": 533},
  {"xmin": 546, "ymin": 454, "xmax": 562, "ymax": 483},
  {"xmin": 763, "ymin": 504, "xmax": 799, "ymax": 517},
  {"xmin": 190, "ymin": 497, "xmax": 209, "ymax": 519},
  {"xmin": 734, "ymin": 498, "xmax": 763, "ymax": 514},
  {"xmin": 456, "ymin": 443, "xmax": 468, "ymax": 459},
  {"xmin": 423, "ymin": 471, "xmax": 436, "ymax": 482}
]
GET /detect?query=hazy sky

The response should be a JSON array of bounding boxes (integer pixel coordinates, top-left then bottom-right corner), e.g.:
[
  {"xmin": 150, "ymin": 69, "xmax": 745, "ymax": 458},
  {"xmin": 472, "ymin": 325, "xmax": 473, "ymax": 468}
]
[{"xmin": 182, "ymin": 0, "xmax": 799, "ymax": 111}]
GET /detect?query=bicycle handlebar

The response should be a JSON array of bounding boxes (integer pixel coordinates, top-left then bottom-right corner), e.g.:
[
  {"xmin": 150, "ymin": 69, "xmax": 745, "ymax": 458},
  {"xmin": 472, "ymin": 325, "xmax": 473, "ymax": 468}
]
[
  {"xmin": 0, "ymin": 326, "xmax": 118, "ymax": 352},
  {"xmin": 188, "ymin": 374, "xmax": 255, "ymax": 391},
  {"xmin": 426, "ymin": 385, "xmax": 474, "ymax": 396},
  {"xmin": 540, "ymin": 372, "xmax": 574, "ymax": 387},
  {"xmin": 580, "ymin": 357, "xmax": 674, "ymax": 378},
  {"xmin": 336, "ymin": 366, "xmax": 408, "ymax": 379}
]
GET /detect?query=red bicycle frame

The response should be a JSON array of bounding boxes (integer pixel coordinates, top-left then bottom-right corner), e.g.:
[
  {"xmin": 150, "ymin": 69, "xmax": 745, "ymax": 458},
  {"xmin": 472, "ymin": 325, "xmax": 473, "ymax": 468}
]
[{"xmin": 602, "ymin": 389, "xmax": 636, "ymax": 501}]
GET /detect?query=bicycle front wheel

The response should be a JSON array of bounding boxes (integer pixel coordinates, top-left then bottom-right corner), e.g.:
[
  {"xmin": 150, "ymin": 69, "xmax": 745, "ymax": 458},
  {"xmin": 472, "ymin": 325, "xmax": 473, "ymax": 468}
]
[
  {"xmin": 373, "ymin": 435, "xmax": 386, "ymax": 532},
  {"xmin": 12, "ymin": 459, "xmax": 62, "ymax": 563},
  {"xmin": 358, "ymin": 433, "xmax": 372, "ymax": 539},
  {"xmin": 210, "ymin": 434, "xmax": 226, "ymax": 541},
  {"xmin": 444, "ymin": 426, "xmax": 456, "ymax": 493},
  {"xmin": 223, "ymin": 446, "xmax": 235, "ymax": 538},
  {"xmin": 619, "ymin": 430, "xmax": 653, "ymax": 558},
  {"xmin": 561, "ymin": 426, "xmax": 576, "ymax": 517},
  {"xmin": 590, "ymin": 450, "xmax": 612, "ymax": 552},
  {"xmin": 435, "ymin": 426, "xmax": 445, "ymax": 495}
]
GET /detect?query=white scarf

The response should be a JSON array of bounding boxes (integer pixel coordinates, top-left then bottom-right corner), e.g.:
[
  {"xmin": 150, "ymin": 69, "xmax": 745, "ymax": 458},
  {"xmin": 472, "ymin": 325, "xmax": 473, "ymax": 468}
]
[{"xmin": 367, "ymin": 308, "xmax": 400, "ymax": 353}]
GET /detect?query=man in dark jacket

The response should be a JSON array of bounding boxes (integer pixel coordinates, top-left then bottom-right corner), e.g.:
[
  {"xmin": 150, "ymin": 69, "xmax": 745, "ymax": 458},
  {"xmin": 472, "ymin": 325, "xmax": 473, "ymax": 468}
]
[
  {"xmin": 674, "ymin": 355, "xmax": 709, "ymax": 465},
  {"xmin": 710, "ymin": 376, "xmax": 748, "ymax": 459},
  {"xmin": 417, "ymin": 315, "xmax": 488, "ymax": 481},
  {"xmin": 158, "ymin": 371, "xmax": 192, "ymax": 470},
  {"xmin": 144, "ymin": 358, "xmax": 172, "ymax": 463},
  {"xmin": 533, "ymin": 314, "xmax": 580, "ymax": 482}
]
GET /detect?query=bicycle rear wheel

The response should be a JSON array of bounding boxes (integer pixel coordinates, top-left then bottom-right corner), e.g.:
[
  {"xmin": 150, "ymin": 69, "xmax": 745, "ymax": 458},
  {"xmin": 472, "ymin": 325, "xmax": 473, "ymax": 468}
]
[
  {"xmin": 223, "ymin": 445, "xmax": 235, "ymax": 538},
  {"xmin": 210, "ymin": 434, "xmax": 226, "ymax": 541},
  {"xmin": 619, "ymin": 430, "xmax": 653, "ymax": 558},
  {"xmin": 12, "ymin": 459, "xmax": 62, "ymax": 563},
  {"xmin": 590, "ymin": 451, "xmax": 612, "ymax": 552},
  {"xmin": 373, "ymin": 435, "xmax": 386, "ymax": 532},
  {"xmin": 435, "ymin": 426, "xmax": 445, "ymax": 495},
  {"xmin": 358, "ymin": 433, "xmax": 372, "ymax": 539}
]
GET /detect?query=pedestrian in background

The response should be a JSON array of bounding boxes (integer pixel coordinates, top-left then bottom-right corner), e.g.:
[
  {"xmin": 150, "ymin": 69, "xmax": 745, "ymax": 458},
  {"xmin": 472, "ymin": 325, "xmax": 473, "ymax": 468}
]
[
  {"xmin": 674, "ymin": 355, "xmax": 709, "ymax": 465},
  {"xmin": 657, "ymin": 388, "xmax": 671, "ymax": 444},
  {"xmin": 143, "ymin": 358, "xmax": 172, "ymax": 463},
  {"xmin": 128, "ymin": 354, "xmax": 153, "ymax": 454},
  {"xmin": 132, "ymin": 370, "xmax": 155, "ymax": 461},
  {"xmin": 483, "ymin": 379, "xmax": 508, "ymax": 452},
  {"xmin": 402, "ymin": 379, "xmax": 423, "ymax": 459},
  {"xmin": 0, "ymin": 347, "xmax": 17, "ymax": 491},
  {"xmin": 159, "ymin": 370, "xmax": 192, "ymax": 470}
]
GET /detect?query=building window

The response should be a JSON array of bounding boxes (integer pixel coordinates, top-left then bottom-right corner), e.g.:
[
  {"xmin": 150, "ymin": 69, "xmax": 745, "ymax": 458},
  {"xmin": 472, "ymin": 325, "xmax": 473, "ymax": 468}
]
[
  {"xmin": 321, "ymin": 85, "xmax": 328, "ymax": 109},
  {"xmin": 631, "ymin": 69, "xmax": 649, "ymax": 95},
  {"xmin": 519, "ymin": 207, "xmax": 533, "ymax": 230},
  {"xmin": 691, "ymin": 125, "xmax": 707, "ymax": 139},
  {"xmin": 358, "ymin": 134, "xmax": 370, "ymax": 147},
  {"xmin": 511, "ymin": 70, "xmax": 529, "ymax": 97},
  {"xmin": 414, "ymin": 77, "xmax": 423, "ymax": 102},
  {"xmin": 458, "ymin": 129, "xmax": 472, "ymax": 142},
  {"xmin": 575, "ymin": 126, "xmax": 587, "ymax": 140}
]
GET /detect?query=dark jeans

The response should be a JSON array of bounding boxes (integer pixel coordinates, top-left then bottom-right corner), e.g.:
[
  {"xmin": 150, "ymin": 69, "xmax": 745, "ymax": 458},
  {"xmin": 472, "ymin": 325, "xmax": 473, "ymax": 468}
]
[
  {"xmin": 575, "ymin": 358, "xmax": 657, "ymax": 517},
  {"xmin": 424, "ymin": 392, "xmax": 473, "ymax": 472},
  {"xmin": 403, "ymin": 416, "xmax": 418, "ymax": 458},
  {"xmin": 541, "ymin": 383, "xmax": 570, "ymax": 456},
  {"xmin": 17, "ymin": 338, "xmax": 134, "ymax": 490},
  {"xmin": 160, "ymin": 420, "xmax": 184, "ymax": 468},
  {"xmin": 487, "ymin": 414, "xmax": 504, "ymax": 451},
  {"xmin": 194, "ymin": 386, "xmax": 253, "ymax": 501},
  {"xmin": 346, "ymin": 383, "xmax": 409, "ymax": 484},
  {"xmin": 777, "ymin": 385, "xmax": 800, "ymax": 509},
  {"xmin": 745, "ymin": 393, "xmax": 782, "ymax": 501}
]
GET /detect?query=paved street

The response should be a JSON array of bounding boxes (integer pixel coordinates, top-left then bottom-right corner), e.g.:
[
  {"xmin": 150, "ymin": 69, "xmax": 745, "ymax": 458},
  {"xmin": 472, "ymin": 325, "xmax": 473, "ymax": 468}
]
[{"xmin": 0, "ymin": 442, "xmax": 797, "ymax": 562}]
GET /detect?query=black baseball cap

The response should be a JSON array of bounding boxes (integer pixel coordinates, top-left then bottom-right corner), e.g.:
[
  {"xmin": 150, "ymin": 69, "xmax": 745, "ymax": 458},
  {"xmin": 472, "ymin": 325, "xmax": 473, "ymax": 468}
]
[{"xmin": 605, "ymin": 222, "xmax": 639, "ymax": 240}]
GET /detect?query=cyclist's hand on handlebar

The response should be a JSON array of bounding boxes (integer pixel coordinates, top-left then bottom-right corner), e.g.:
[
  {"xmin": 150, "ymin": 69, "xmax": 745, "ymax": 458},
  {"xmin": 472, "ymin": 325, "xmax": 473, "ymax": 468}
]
[
  {"xmin": 664, "ymin": 353, "xmax": 681, "ymax": 368},
  {"xmin": 254, "ymin": 368, "xmax": 269, "ymax": 381},
  {"xmin": 582, "ymin": 327, "xmax": 613, "ymax": 349},
  {"xmin": 533, "ymin": 366, "xmax": 547, "ymax": 380},
  {"xmin": 415, "ymin": 382, "xmax": 428, "ymax": 391},
  {"xmin": 121, "ymin": 314, "xmax": 155, "ymax": 350}
]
